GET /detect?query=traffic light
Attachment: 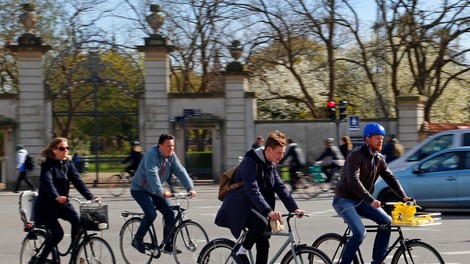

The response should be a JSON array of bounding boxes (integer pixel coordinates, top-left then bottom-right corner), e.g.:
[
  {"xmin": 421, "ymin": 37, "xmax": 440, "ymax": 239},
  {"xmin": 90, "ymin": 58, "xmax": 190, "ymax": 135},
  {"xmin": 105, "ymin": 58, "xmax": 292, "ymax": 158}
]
[
  {"xmin": 327, "ymin": 100, "xmax": 336, "ymax": 121},
  {"xmin": 339, "ymin": 100, "xmax": 348, "ymax": 121}
]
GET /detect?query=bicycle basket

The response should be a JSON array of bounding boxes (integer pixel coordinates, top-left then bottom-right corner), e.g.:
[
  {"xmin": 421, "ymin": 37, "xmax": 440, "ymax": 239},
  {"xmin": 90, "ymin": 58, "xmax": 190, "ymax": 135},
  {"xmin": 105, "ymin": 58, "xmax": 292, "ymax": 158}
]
[{"xmin": 80, "ymin": 204, "xmax": 109, "ymax": 231}]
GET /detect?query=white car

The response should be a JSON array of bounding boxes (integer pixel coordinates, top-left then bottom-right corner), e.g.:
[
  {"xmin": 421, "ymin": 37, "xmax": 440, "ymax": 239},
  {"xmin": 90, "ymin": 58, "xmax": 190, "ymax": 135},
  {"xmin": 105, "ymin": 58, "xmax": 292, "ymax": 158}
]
[{"xmin": 387, "ymin": 129, "xmax": 470, "ymax": 172}]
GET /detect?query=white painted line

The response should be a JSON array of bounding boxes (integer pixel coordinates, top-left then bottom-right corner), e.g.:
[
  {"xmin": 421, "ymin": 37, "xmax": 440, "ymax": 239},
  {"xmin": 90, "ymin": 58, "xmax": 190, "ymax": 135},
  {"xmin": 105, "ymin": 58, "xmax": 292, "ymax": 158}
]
[{"xmin": 442, "ymin": 251, "xmax": 470, "ymax": 255}]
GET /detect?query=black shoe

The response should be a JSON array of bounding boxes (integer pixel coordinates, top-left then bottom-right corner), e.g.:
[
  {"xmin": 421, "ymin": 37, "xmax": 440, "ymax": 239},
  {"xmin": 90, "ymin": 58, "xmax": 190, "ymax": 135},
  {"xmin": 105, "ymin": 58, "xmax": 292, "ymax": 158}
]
[
  {"xmin": 29, "ymin": 256, "xmax": 46, "ymax": 264},
  {"xmin": 231, "ymin": 252, "xmax": 250, "ymax": 264},
  {"xmin": 132, "ymin": 238, "xmax": 145, "ymax": 253},
  {"xmin": 164, "ymin": 244, "xmax": 182, "ymax": 254}
]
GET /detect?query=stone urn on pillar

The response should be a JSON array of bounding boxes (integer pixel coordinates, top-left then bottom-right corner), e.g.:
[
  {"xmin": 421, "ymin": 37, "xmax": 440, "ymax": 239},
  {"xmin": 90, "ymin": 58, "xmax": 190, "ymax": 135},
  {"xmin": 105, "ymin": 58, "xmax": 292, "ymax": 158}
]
[
  {"xmin": 144, "ymin": 4, "xmax": 168, "ymax": 46},
  {"xmin": 18, "ymin": 2, "xmax": 42, "ymax": 45},
  {"xmin": 226, "ymin": 40, "xmax": 248, "ymax": 72}
]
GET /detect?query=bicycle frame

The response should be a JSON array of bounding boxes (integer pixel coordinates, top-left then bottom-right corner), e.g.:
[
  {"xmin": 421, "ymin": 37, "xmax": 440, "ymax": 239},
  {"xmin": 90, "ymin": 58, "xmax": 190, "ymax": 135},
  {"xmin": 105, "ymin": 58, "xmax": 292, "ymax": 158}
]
[
  {"xmin": 24, "ymin": 198, "xmax": 109, "ymax": 264},
  {"xmin": 120, "ymin": 193, "xmax": 192, "ymax": 255},
  {"xmin": 339, "ymin": 225, "xmax": 418, "ymax": 264},
  {"xmin": 235, "ymin": 214, "xmax": 306, "ymax": 264}
]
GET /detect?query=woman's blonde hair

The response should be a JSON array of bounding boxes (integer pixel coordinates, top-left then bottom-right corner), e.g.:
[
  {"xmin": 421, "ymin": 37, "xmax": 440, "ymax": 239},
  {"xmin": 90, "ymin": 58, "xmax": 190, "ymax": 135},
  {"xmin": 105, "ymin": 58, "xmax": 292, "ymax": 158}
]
[{"xmin": 38, "ymin": 137, "xmax": 69, "ymax": 163}]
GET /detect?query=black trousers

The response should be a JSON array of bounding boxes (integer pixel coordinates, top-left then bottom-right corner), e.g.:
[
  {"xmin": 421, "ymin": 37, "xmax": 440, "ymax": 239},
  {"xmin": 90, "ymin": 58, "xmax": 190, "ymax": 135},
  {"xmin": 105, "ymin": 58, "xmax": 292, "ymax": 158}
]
[
  {"xmin": 14, "ymin": 170, "xmax": 36, "ymax": 192},
  {"xmin": 35, "ymin": 203, "xmax": 80, "ymax": 262},
  {"xmin": 242, "ymin": 209, "xmax": 270, "ymax": 264}
]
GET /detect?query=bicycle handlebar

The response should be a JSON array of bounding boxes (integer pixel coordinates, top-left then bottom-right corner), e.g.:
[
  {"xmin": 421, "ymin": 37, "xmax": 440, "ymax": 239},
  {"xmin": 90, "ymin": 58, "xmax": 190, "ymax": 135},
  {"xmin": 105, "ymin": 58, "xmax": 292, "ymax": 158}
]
[
  {"xmin": 170, "ymin": 192, "xmax": 193, "ymax": 199},
  {"xmin": 68, "ymin": 196, "xmax": 102, "ymax": 205}
]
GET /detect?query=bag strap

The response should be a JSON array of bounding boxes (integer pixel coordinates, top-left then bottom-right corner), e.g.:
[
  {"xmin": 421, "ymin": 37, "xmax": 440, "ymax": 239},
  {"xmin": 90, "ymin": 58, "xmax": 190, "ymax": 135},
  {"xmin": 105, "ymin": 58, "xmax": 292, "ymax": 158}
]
[{"xmin": 227, "ymin": 163, "xmax": 258, "ymax": 191}]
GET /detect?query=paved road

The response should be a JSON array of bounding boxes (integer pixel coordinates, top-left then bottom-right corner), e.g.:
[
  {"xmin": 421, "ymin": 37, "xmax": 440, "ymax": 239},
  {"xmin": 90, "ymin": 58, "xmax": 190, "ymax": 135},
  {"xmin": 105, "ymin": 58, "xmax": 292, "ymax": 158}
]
[{"xmin": 2, "ymin": 184, "xmax": 469, "ymax": 263}]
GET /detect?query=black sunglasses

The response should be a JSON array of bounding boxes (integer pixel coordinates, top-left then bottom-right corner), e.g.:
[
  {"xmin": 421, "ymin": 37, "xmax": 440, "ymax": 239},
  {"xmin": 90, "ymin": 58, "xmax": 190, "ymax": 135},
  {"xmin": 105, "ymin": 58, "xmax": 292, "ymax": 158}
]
[{"xmin": 55, "ymin": 146, "xmax": 70, "ymax": 151}]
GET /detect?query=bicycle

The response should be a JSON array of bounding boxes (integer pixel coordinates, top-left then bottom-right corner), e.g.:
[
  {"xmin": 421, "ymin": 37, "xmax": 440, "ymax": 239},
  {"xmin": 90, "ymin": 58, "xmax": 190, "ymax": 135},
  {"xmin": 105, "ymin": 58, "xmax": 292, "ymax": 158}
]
[
  {"xmin": 197, "ymin": 212, "xmax": 333, "ymax": 264},
  {"xmin": 312, "ymin": 202, "xmax": 444, "ymax": 264},
  {"xmin": 20, "ymin": 197, "xmax": 116, "ymax": 264},
  {"xmin": 280, "ymin": 165, "xmax": 325, "ymax": 199},
  {"xmin": 119, "ymin": 192, "xmax": 209, "ymax": 264},
  {"xmin": 106, "ymin": 170, "xmax": 133, "ymax": 197}
]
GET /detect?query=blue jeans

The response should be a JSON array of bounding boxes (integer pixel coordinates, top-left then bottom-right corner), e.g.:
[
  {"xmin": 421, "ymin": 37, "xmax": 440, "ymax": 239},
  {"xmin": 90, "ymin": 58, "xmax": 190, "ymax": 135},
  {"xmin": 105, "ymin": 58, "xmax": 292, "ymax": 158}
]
[
  {"xmin": 332, "ymin": 195, "xmax": 392, "ymax": 264},
  {"xmin": 131, "ymin": 190, "xmax": 175, "ymax": 244}
]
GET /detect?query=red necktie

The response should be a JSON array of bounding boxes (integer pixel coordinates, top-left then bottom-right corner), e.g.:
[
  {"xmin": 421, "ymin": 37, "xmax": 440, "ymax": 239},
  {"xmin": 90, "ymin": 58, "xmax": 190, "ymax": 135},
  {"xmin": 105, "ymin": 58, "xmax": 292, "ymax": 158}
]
[{"xmin": 159, "ymin": 158, "xmax": 167, "ymax": 176}]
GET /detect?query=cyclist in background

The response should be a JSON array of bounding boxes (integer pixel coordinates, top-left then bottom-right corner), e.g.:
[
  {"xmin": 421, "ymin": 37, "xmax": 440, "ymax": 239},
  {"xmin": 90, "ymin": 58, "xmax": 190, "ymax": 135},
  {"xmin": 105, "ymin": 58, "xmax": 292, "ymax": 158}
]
[
  {"xmin": 333, "ymin": 123, "xmax": 412, "ymax": 264},
  {"xmin": 121, "ymin": 140, "xmax": 143, "ymax": 176},
  {"xmin": 279, "ymin": 138, "xmax": 306, "ymax": 192},
  {"xmin": 316, "ymin": 138, "xmax": 344, "ymax": 182},
  {"xmin": 130, "ymin": 133, "xmax": 196, "ymax": 254}
]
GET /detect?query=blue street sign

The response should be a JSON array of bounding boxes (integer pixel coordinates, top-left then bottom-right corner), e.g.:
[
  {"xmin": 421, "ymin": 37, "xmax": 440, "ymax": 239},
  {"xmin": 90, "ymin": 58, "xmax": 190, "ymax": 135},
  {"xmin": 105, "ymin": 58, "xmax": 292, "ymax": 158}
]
[{"xmin": 348, "ymin": 116, "xmax": 360, "ymax": 131}]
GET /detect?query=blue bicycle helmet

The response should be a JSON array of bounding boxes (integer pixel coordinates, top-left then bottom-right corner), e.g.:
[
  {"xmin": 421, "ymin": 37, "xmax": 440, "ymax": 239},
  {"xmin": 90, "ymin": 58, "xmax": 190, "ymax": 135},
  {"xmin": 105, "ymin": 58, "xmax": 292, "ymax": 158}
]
[{"xmin": 362, "ymin": 122, "xmax": 386, "ymax": 139}]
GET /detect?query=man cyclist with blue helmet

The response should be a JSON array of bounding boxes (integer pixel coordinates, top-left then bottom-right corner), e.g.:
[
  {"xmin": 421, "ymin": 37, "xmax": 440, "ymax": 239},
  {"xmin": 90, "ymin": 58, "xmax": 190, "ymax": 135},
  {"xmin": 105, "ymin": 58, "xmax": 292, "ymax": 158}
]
[{"xmin": 332, "ymin": 122, "xmax": 413, "ymax": 264}]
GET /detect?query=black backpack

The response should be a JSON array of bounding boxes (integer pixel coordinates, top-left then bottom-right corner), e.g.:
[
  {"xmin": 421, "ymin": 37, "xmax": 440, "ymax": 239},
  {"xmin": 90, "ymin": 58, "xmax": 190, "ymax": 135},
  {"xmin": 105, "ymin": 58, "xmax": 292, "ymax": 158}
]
[{"xmin": 24, "ymin": 155, "xmax": 34, "ymax": 171}]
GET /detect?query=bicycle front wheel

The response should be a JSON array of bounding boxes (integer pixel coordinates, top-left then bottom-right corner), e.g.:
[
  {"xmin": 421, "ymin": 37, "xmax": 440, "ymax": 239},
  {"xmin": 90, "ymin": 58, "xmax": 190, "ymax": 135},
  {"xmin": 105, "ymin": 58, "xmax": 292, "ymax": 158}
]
[
  {"xmin": 391, "ymin": 240, "xmax": 445, "ymax": 264},
  {"xmin": 297, "ymin": 176, "xmax": 323, "ymax": 199},
  {"xmin": 75, "ymin": 236, "xmax": 116, "ymax": 264},
  {"xmin": 197, "ymin": 238, "xmax": 235, "ymax": 264},
  {"xmin": 280, "ymin": 245, "xmax": 332, "ymax": 264},
  {"xmin": 20, "ymin": 229, "xmax": 47, "ymax": 264},
  {"xmin": 106, "ymin": 174, "xmax": 127, "ymax": 197},
  {"xmin": 312, "ymin": 233, "xmax": 359, "ymax": 264},
  {"xmin": 119, "ymin": 217, "xmax": 154, "ymax": 264},
  {"xmin": 173, "ymin": 220, "xmax": 209, "ymax": 264}
]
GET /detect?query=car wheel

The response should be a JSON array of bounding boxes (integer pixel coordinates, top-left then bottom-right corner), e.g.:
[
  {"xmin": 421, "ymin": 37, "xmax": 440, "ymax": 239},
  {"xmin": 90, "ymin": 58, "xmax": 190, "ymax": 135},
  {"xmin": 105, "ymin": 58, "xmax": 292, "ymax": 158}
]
[{"xmin": 378, "ymin": 189, "xmax": 400, "ymax": 215}]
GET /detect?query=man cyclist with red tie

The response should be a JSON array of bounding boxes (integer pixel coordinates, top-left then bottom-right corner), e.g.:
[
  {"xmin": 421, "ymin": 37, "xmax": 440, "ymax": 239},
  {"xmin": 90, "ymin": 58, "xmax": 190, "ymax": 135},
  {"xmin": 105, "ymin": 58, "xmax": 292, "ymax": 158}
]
[{"xmin": 130, "ymin": 133, "xmax": 196, "ymax": 254}]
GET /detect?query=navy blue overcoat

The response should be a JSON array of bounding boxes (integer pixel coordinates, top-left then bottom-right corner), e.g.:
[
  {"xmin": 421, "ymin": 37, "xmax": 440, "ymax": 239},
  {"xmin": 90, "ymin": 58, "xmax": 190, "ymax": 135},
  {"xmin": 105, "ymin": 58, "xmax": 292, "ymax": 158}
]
[{"xmin": 215, "ymin": 148, "xmax": 298, "ymax": 238}]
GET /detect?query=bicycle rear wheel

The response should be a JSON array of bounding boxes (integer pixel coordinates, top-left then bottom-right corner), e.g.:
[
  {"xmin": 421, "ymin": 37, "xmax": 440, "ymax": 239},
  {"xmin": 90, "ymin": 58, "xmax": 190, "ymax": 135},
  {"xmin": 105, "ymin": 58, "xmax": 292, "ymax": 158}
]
[
  {"xmin": 20, "ymin": 229, "xmax": 47, "ymax": 264},
  {"xmin": 312, "ymin": 233, "xmax": 359, "ymax": 264},
  {"xmin": 280, "ymin": 245, "xmax": 332, "ymax": 264},
  {"xmin": 119, "ymin": 217, "xmax": 154, "ymax": 264},
  {"xmin": 297, "ymin": 176, "xmax": 323, "ymax": 199},
  {"xmin": 106, "ymin": 174, "xmax": 127, "ymax": 197},
  {"xmin": 173, "ymin": 220, "xmax": 209, "ymax": 264},
  {"xmin": 391, "ymin": 240, "xmax": 444, "ymax": 264},
  {"xmin": 197, "ymin": 238, "xmax": 235, "ymax": 264},
  {"xmin": 75, "ymin": 236, "xmax": 116, "ymax": 264}
]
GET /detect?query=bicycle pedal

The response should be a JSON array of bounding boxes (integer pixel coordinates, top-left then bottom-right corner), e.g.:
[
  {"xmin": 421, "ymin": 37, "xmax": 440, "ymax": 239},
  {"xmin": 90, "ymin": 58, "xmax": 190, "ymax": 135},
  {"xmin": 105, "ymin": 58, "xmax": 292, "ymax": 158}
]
[{"xmin": 149, "ymin": 248, "xmax": 161, "ymax": 258}]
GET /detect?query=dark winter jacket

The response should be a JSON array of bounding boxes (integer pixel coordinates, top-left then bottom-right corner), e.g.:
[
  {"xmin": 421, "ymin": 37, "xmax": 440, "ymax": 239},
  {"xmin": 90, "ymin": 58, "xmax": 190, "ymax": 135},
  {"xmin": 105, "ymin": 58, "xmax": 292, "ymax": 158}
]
[
  {"xmin": 35, "ymin": 156, "xmax": 94, "ymax": 213},
  {"xmin": 335, "ymin": 144, "xmax": 406, "ymax": 204},
  {"xmin": 215, "ymin": 148, "xmax": 299, "ymax": 238}
]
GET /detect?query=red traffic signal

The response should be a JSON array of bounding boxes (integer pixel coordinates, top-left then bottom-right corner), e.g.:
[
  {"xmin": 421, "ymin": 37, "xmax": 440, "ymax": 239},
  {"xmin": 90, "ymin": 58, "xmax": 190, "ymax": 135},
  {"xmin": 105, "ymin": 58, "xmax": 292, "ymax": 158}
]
[{"xmin": 327, "ymin": 100, "xmax": 336, "ymax": 121}]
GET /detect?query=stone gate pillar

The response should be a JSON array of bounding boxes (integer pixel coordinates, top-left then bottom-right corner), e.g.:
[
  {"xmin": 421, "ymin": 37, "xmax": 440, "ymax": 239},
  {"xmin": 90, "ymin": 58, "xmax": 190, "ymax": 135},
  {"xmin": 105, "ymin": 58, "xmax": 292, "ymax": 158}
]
[
  {"xmin": 223, "ymin": 41, "xmax": 253, "ymax": 170},
  {"xmin": 6, "ymin": 3, "xmax": 51, "ymax": 188},
  {"xmin": 396, "ymin": 95, "xmax": 427, "ymax": 150},
  {"xmin": 136, "ymin": 5, "xmax": 174, "ymax": 149}
]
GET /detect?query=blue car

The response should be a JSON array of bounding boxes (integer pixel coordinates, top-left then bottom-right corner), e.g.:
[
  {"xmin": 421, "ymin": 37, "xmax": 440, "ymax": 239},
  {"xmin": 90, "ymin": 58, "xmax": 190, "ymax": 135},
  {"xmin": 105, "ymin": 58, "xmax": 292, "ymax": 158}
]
[{"xmin": 373, "ymin": 147, "xmax": 470, "ymax": 211}]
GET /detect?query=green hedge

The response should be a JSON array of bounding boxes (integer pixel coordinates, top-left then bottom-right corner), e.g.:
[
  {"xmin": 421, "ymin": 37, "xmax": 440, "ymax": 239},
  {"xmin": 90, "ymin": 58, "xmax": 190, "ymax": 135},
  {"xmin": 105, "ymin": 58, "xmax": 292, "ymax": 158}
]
[{"xmin": 187, "ymin": 151, "xmax": 212, "ymax": 168}]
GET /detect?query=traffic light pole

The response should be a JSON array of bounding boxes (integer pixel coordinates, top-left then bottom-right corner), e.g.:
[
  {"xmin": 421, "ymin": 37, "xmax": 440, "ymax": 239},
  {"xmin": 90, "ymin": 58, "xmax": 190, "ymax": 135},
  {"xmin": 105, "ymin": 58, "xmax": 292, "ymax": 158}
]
[
  {"xmin": 327, "ymin": 99, "xmax": 348, "ymax": 144},
  {"xmin": 335, "ymin": 120, "xmax": 340, "ymax": 146}
]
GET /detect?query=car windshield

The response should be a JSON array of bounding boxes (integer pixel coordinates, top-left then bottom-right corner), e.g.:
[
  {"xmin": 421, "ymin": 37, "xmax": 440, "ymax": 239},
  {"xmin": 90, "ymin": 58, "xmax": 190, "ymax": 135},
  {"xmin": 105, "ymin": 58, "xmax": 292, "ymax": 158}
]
[
  {"xmin": 408, "ymin": 134, "xmax": 453, "ymax": 162},
  {"xmin": 420, "ymin": 152, "xmax": 461, "ymax": 173}
]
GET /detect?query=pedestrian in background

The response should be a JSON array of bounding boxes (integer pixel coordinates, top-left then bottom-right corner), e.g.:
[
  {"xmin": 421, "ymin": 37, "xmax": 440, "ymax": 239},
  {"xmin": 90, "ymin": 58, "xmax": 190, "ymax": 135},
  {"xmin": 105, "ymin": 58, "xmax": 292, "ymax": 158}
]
[
  {"xmin": 14, "ymin": 144, "xmax": 36, "ymax": 193},
  {"xmin": 382, "ymin": 135, "xmax": 404, "ymax": 163},
  {"xmin": 339, "ymin": 136, "xmax": 353, "ymax": 159},
  {"xmin": 252, "ymin": 136, "xmax": 264, "ymax": 149}
]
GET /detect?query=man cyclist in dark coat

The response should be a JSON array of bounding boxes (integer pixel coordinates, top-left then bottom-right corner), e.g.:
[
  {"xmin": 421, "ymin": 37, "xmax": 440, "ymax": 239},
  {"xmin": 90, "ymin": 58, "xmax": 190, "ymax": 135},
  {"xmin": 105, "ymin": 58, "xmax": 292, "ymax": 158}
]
[{"xmin": 215, "ymin": 130, "xmax": 304, "ymax": 264}]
